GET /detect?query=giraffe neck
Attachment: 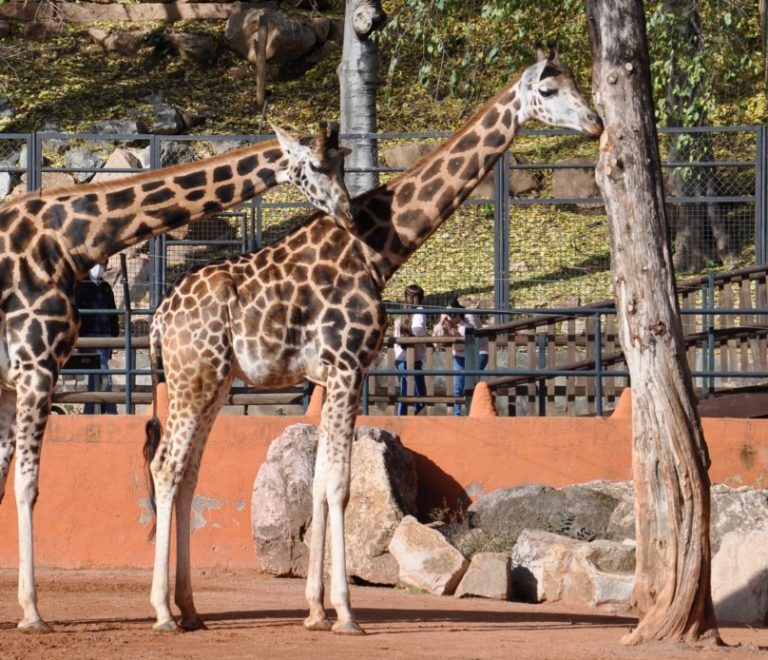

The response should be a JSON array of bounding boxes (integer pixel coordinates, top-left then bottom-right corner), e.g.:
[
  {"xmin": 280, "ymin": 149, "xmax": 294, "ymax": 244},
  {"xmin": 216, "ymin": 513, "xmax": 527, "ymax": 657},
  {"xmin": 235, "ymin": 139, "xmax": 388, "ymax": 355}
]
[
  {"xmin": 352, "ymin": 71, "xmax": 527, "ymax": 285},
  {"xmin": 18, "ymin": 140, "xmax": 289, "ymax": 274}
]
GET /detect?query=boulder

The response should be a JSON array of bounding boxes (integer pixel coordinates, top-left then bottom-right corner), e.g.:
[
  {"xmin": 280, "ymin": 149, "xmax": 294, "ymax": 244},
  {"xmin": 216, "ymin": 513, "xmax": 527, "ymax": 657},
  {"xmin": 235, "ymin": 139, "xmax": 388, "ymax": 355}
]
[
  {"xmin": 551, "ymin": 157, "xmax": 600, "ymax": 203},
  {"xmin": 509, "ymin": 155, "xmax": 541, "ymax": 198},
  {"xmin": 712, "ymin": 529, "xmax": 768, "ymax": 625},
  {"xmin": 711, "ymin": 484, "xmax": 768, "ymax": 554},
  {"xmin": 388, "ymin": 515, "xmax": 469, "ymax": 595},
  {"xmin": 148, "ymin": 103, "xmax": 187, "ymax": 136},
  {"xmin": 90, "ymin": 148, "xmax": 144, "ymax": 185},
  {"xmin": 509, "ymin": 528, "xmax": 579, "ymax": 602},
  {"xmin": 602, "ymin": 482, "xmax": 768, "ymax": 551},
  {"xmin": 252, "ymin": 423, "xmax": 317, "ymax": 577},
  {"xmin": 0, "ymin": 172, "xmax": 12, "ymax": 197},
  {"xmin": 168, "ymin": 32, "xmax": 219, "ymax": 65},
  {"xmin": 83, "ymin": 119, "xmax": 149, "ymax": 136},
  {"xmin": 252, "ymin": 423, "xmax": 418, "ymax": 583},
  {"xmin": 88, "ymin": 28, "xmax": 146, "ymax": 56},
  {"xmin": 541, "ymin": 538, "xmax": 635, "ymax": 612},
  {"xmin": 454, "ymin": 552, "xmax": 511, "ymax": 600},
  {"xmin": 64, "ymin": 147, "xmax": 102, "ymax": 184},
  {"xmin": 226, "ymin": 8, "xmax": 320, "ymax": 63},
  {"xmin": 467, "ymin": 482, "xmax": 619, "ymax": 550},
  {"xmin": 158, "ymin": 140, "xmax": 196, "ymax": 167}
]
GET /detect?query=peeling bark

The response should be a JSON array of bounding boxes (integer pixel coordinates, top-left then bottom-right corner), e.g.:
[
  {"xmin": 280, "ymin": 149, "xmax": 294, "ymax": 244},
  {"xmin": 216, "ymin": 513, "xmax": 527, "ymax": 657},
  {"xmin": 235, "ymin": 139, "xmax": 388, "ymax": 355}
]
[{"xmin": 586, "ymin": 0, "xmax": 721, "ymax": 646}]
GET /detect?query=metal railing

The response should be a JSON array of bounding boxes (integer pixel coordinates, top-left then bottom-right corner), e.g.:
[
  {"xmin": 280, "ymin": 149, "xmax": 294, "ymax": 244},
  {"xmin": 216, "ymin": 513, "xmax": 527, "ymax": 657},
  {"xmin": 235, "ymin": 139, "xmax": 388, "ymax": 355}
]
[{"xmin": 1, "ymin": 126, "xmax": 765, "ymax": 415}]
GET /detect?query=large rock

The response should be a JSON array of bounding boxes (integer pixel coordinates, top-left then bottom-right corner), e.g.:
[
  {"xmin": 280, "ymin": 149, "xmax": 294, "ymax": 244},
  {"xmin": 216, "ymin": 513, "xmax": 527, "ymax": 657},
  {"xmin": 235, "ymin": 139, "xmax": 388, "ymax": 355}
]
[
  {"xmin": 88, "ymin": 28, "xmax": 146, "ymax": 56},
  {"xmin": 84, "ymin": 119, "xmax": 149, "ymax": 136},
  {"xmin": 712, "ymin": 529, "xmax": 768, "ymax": 625},
  {"xmin": 602, "ymin": 482, "xmax": 768, "ymax": 552},
  {"xmin": 226, "ymin": 8, "xmax": 320, "ymax": 63},
  {"xmin": 510, "ymin": 528, "xmax": 633, "ymax": 610},
  {"xmin": 454, "ymin": 552, "xmax": 511, "ymax": 600},
  {"xmin": 64, "ymin": 147, "xmax": 102, "ymax": 184},
  {"xmin": 168, "ymin": 32, "xmax": 219, "ymax": 65},
  {"xmin": 541, "ymin": 538, "xmax": 635, "ymax": 612},
  {"xmin": 389, "ymin": 516, "xmax": 469, "ymax": 595},
  {"xmin": 711, "ymin": 484, "xmax": 768, "ymax": 554},
  {"xmin": 509, "ymin": 528, "xmax": 579, "ymax": 602},
  {"xmin": 252, "ymin": 423, "xmax": 418, "ymax": 583},
  {"xmin": 467, "ymin": 482, "xmax": 619, "ymax": 550},
  {"xmin": 90, "ymin": 148, "xmax": 144, "ymax": 185},
  {"xmin": 551, "ymin": 157, "xmax": 600, "ymax": 204},
  {"xmin": 252, "ymin": 423, "xmax": 317, "ymax": 577}
]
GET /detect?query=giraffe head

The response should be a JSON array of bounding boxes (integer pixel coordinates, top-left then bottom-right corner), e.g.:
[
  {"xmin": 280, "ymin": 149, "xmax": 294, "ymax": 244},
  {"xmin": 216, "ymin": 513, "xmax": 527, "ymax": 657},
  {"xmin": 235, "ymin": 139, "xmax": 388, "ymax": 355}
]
[
  {"xmin": 517, "ymin": 42, "xmax": 603, "ymax": 137},
  {"xmin": 272, "ymin": 121, "xmax": 353, "ymax": 223}
]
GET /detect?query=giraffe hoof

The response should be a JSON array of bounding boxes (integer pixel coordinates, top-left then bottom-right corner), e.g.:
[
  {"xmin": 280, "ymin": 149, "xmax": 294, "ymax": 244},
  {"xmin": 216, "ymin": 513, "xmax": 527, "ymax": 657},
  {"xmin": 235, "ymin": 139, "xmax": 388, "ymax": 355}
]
[
  {"xmin": 332, "ymin": 620, "xmax": 365, "ymax": 635},
  {"xmin": 18, "ymin": 618, "xmax": 53, "ymax": 633},
  {"xmin": 179, "ymin": 616, "xmax": 207, "ymax": 632},
  {"xmin": 153, "ymin": 618, "xmax": 181, "ymax": 632},
  {"xmin": 303, "ymin": 615, "xmax": 333, "ymax": 631}
]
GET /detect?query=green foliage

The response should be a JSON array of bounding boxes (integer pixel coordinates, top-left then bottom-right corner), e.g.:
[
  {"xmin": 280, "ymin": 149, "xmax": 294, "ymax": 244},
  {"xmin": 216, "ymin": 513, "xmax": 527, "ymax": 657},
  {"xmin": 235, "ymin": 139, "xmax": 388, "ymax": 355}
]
[{"xmin": 378, "ymin": 0, "xmax": 762, "ymax": 127}]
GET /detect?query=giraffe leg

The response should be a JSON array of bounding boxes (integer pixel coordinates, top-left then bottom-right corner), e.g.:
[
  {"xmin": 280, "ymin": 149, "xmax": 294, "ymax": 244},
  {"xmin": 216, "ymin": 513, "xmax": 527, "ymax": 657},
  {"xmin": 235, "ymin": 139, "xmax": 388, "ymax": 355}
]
[
  {"xmin": 149, "ymin": 420, "xmax": 191, "ymax": 632},
  {"xmin": 149, "ymin": 363, "xmax": 230, "ymax": 632},
  {"xmin": 305, "ymin": 374, "xmax": 364, "ymax": 635},
  {"xmin": 173, "ymin": 413, "xmax": 220, "ymax": 632},
  {"xmin": 304, "ymin": 431, "xmax": 331, "ymax": 631},
  {"xmin": 0, "ymin": 390, "xmax": 18, "ymax": 504},
  {"xmin": 14, "ymin": 384, "xmax": 54, "ymax": 632}
]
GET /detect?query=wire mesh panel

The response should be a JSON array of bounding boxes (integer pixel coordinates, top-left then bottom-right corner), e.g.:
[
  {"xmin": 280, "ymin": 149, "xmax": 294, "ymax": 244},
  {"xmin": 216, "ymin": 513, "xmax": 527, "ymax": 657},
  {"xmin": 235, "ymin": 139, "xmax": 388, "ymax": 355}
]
[{"xmin": 3, "ymin": 126, "xmax": 765, "ymax": 416}]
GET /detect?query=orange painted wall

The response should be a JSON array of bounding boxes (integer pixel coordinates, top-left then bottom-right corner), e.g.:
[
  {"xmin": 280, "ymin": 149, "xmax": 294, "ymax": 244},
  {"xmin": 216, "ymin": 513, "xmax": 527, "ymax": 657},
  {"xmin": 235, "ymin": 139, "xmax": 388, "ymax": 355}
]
[{"xmin": 1, "ymin": 402, "xmax": 767, "ymax": 569}]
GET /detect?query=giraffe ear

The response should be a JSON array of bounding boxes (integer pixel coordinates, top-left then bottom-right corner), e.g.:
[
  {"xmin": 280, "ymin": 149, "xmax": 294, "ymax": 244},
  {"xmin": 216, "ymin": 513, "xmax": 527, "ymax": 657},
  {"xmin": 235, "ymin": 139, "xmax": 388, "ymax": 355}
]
[
  {"xmin": 335, "ymin": 146, "xmax": 352, "ymax": 158},
  {"xmin": 270, "ymin": 122, "xmax": 301, "ymax": 156}
]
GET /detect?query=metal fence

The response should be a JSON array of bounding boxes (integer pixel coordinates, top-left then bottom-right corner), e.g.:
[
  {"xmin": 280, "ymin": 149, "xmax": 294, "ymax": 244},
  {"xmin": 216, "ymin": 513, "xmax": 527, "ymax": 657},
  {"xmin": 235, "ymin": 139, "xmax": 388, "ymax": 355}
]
[{"xmin": 0, "ymin": 125, "xmax": 765, "ymax": 415}]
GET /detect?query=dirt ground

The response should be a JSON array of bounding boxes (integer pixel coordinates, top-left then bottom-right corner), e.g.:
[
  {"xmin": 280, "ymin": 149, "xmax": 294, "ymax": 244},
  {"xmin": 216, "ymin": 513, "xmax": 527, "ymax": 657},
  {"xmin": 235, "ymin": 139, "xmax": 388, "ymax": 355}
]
[{"xmin": 0, "ymin": 568, "xmax": 766, "ymax": 660}]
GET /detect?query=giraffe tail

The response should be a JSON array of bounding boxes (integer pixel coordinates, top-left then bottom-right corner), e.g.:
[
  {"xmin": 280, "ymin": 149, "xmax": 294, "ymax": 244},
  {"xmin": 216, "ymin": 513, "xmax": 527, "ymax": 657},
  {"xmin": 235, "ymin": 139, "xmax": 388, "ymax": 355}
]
[{"xmin": 143, "ymin": 320, "xmax": 165, "ymax": 541}]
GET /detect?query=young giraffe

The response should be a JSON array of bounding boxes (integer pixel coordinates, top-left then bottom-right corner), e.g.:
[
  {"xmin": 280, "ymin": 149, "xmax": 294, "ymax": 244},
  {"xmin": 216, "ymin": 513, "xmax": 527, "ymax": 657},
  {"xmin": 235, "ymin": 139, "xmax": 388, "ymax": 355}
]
[
  {"xmin": 144, "ymin": 44, "xmax": 603, "ymax": 634},
  {"xmin": 0, "ymin": 122, "xmax": 352, "ymax": 632}
]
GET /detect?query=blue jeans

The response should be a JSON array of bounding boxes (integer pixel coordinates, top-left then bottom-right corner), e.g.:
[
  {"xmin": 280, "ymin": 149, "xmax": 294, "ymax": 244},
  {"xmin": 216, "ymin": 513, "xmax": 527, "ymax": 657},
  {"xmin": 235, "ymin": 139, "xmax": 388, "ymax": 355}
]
[
  {"xmin": 452, "ymin": 353, "xmax": 489, "ymax": 416},
  {"xmin": 84, "ymin": 346, "xmax": 117, "ymax": 415},
  {"xmin": 396, "ymin": 360, "xmax": 426, "ymax": 416}
]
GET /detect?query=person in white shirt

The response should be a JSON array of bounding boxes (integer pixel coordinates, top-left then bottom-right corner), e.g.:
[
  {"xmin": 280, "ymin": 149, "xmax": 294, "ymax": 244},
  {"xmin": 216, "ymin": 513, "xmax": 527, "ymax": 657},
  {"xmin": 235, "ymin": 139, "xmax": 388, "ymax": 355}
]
[
  {"xmin": 394, "ymin": 284, "xmax": 427, "ymax": 415},
  {"xmin": 433, "ymin": 297, "xmax": 489, "ymax": 415}
]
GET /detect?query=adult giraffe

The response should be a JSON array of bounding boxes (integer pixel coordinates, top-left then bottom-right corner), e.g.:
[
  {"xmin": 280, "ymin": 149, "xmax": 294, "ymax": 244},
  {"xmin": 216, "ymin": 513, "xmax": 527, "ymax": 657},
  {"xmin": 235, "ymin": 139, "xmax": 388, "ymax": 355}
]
[
  {"xmin": 144, "ymin": 44, "xmax": 603, "ymax": 634},
  {"xmin": 0, "ymin": 122, "xmax": 352, "ymax": 632}
]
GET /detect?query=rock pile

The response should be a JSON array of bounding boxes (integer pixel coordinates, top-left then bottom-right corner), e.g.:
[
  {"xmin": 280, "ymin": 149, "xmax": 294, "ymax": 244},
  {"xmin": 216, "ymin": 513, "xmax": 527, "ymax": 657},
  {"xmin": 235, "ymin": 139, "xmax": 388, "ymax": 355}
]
[{"xmin": 253, "ymin": 425, "xmax": 768, "ymax": 624}]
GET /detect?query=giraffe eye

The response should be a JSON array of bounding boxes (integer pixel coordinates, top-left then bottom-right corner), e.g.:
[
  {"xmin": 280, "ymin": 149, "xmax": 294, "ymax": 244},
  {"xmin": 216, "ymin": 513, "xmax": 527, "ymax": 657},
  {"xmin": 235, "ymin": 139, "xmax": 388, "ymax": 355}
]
[
  {"xmin": 309, "ymin": 161, "xmax": 327, "ymax": 174},
  {"xmin": 539, "ymin": 87, "xmax": 557, "ymax": 98}
]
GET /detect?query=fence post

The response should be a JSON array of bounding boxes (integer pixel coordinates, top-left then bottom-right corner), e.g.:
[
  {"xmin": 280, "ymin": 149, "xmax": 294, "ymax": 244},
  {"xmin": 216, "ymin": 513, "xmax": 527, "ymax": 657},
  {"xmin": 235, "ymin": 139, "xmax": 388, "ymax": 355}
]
[
  {"xmin": 119, "ymin": 254, "xmax": 135, "ymax": 413},
  {"xmin": 537, "ymin": 331, "xmax": 547, "ymax": 416},
  {"xmin": 464, "ymin": 326, "xmax": 478, "ymax": 413},
  {"xmin": 28, "ymin": 132, "xmax": 41, "ymax": 192},
  {"xmin": 493, "ymin": 152, "xmax": 510, "ymax": 324}
]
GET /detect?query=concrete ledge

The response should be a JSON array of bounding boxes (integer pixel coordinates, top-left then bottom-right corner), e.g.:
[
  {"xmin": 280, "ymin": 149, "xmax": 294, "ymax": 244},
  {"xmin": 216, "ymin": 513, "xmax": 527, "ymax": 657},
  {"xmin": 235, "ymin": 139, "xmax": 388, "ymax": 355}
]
[{"xmin": 0, "ymin": 410, "xmax": 766, "ymax": 569}]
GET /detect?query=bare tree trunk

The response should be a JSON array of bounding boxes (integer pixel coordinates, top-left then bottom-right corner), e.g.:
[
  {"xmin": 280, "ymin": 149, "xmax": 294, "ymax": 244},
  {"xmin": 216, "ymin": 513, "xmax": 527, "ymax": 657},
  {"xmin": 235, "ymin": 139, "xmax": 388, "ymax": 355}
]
[
  {"xmin": 586, "ymin": 0, "xmax": 721, "ymax": 646},
  {"xmin": 338, "ymin": 0, "xmax": 386, "ymax": 196}
]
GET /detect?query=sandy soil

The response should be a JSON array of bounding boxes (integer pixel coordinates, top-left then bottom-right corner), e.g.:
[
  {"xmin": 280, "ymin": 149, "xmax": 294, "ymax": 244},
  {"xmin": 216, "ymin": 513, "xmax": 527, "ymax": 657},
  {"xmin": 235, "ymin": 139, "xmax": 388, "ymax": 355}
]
[{"xmin": 0, "ymin": 568, "xmax": 766, "ymax": 660}]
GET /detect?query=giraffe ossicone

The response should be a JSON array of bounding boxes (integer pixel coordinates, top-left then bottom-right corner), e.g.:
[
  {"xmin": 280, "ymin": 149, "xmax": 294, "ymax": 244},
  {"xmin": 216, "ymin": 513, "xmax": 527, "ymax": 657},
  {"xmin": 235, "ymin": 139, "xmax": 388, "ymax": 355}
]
[
  {"xmin": 143, "ymin": 47, "xmax": 602, "ymax": 634},
  {"xmin": 0, "ymin": 121, "xmax": 352, "ymax": 632}
]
